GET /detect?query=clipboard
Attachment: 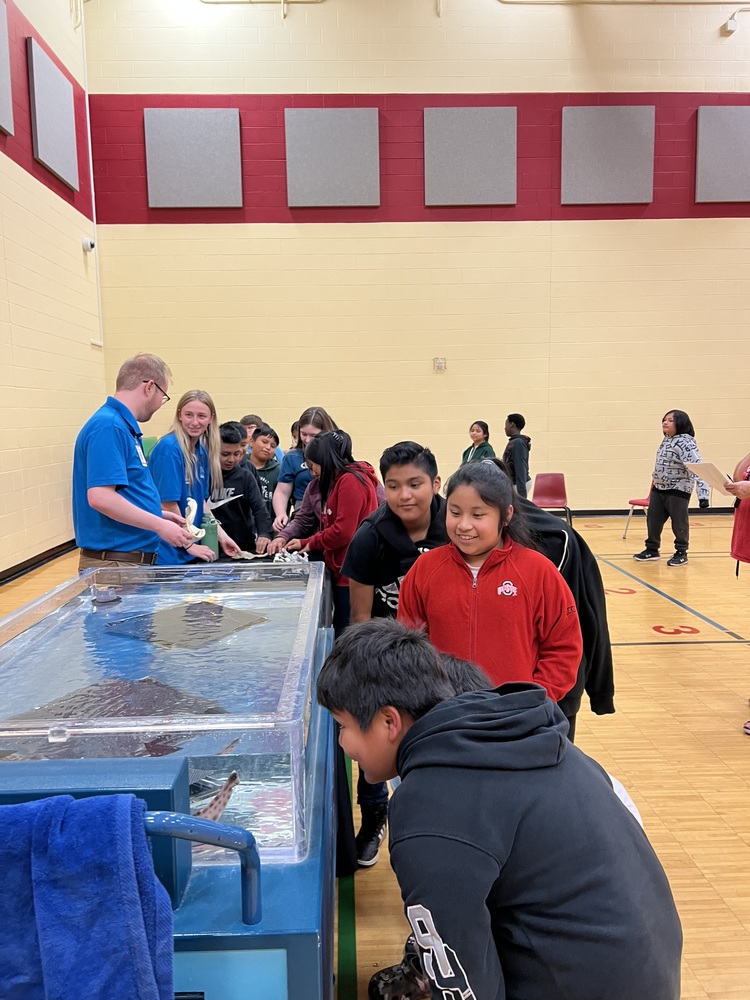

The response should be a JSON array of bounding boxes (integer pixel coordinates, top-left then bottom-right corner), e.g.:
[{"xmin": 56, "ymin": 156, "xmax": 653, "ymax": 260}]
[{"xmin": 684, "ymin": 462, "xmax": 732, "ymax": 496}]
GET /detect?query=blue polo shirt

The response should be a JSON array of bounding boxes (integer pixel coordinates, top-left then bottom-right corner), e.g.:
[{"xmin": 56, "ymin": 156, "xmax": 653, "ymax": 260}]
[
  {"xmin": 278, "ymin": 448, "xmax": 312, "ymax": 503},
  {"xmin": 72, "ymin": 396, "xmax": 163, "ymax": 553},
  {"xmin": 149, "ymin": 432, "xmax": 210, "ymax": 565}
]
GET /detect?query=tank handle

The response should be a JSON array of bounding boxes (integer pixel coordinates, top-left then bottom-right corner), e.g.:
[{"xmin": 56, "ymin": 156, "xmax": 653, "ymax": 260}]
[{"xmin": 144, "ymin": 811, "xmax": 261, "ymax": 925}]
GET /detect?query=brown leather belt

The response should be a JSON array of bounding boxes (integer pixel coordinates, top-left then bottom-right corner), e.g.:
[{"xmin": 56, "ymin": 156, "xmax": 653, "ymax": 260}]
[{"xmin": 81, "ymin": 548, "xmax": 157, "ymax": 566}]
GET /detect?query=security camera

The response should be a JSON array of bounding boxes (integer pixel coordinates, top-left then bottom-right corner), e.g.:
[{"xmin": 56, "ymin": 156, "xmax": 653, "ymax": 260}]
[{"xmin": 82, "ymin": 236, "xmax": 96, "ymax": 252}]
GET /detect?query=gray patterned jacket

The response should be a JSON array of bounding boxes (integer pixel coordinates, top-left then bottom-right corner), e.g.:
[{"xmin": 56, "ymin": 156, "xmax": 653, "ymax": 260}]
[{"xmin": 652, "ymin": 433, "xmax": 709, "ymax": 500}]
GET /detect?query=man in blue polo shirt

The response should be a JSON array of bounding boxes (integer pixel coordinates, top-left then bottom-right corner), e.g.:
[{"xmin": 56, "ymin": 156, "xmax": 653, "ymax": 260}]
[{"xmin": 73, "ymin": 353, "xmax": 194, "ymax": 571}]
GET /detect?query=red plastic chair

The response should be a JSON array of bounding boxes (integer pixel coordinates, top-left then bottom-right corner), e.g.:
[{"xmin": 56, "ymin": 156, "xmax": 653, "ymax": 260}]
[
  {"xmin": 623, "ymin": 485, "xmax": 652, "ymax": 540},
  {"xmin": 531, "ymin": 473, "xmax": 572, "ymax": 525}
]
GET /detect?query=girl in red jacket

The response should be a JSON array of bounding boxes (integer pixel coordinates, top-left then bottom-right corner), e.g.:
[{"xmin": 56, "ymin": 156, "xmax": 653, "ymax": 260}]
[{"xmin": 398, "ymin": 461, "xmax": 582, "ymax": 704}]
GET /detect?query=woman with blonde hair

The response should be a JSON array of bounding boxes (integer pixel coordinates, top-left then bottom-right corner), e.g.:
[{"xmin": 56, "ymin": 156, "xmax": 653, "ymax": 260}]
[{"xmin": 149, "ymin": 390, "xmax": 240, "ymax": 564}]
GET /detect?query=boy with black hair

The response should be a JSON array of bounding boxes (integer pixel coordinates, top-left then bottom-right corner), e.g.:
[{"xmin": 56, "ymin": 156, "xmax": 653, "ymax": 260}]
[
  {"xmin": 342, "ymin": 441, "xmax": 448, "ymax": 867},
  {"xmin": 213, "ymin": 422, "xmax": 273, "ymax": 555},
  {"xmin": 318, "ymin": 619, "xmax": 682, "ymax": 1000},
  {"xmin": 343, "ymin": 441, "xmax": 448, "ymax": 623},
  {"xmin": 240, "ymin": 412, "xmax": 284, "ymax": 464},
  {"xmin": 503, "ymin": 413, "xmax": 532, "ymax": 497},
  {"xmin": 247, "ymin": 424, "xmax": 281, "ymax": 522}
]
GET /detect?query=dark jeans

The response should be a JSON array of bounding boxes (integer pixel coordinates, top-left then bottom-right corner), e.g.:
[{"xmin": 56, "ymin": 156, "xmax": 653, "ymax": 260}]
[
  {"xmin": 646, "ymin": 489, "xmax": 690, "ymax": 554},
  {"xmin": 332, "ymin": 584, "xmax": 351, "ymax": 638},
  {"xmin": 333, "ymin": 584, "xmax": 389, "ymax": 813},
  {"xmin": 565, "ymin": 714, "xmax": 577, "ymax": 743},
  {"xmin": 357, "ymin": 769, "xmax": 389, "ymax": 807}
]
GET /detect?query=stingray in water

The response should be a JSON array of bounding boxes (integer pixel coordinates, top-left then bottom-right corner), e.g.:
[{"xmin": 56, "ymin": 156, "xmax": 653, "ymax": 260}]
[
  {"xmin": 0, "ymin": 677, "xmax": 230, "ymax": 762},
  {"xmin": 193, "ymin": 770, "xmax": 240, "ymax": 821}
]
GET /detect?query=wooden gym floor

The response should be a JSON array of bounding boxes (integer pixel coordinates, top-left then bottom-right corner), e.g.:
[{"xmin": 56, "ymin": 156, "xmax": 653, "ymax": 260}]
[
  {"xmin": 2, "ymin": 515, "xmax": 749, "ymax": 999},
  {"xmin": 351, "ymin": 514, "xmax": 750, "ymax": 1000}
]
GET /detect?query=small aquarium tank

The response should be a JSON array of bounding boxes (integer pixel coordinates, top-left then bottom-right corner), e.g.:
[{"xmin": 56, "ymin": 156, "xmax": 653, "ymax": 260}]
[{"xmin": 0, "ymin": 562, "xmax": 328, "ymax": 864}]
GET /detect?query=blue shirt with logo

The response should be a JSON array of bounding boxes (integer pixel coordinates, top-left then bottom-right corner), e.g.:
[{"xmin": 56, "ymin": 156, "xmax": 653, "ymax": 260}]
[
  {"xmin": 72, "ymin": 396, "xmax": 163, "ymax": 553},
  {"xmin": 149, "ymin": 432, "xmax": 210, "ymax": 565},
  {"xmin": 278, "ymin": 448, "xmax": 312, "ymax": 503}
]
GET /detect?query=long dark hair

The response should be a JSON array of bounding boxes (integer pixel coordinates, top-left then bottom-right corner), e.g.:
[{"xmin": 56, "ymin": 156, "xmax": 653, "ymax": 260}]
[
  {"xmin": 305, "ymin": 430, "xmax": 367, "ymax": 502},
  {"xmin": 444, "ymin": 458, "xmax": 535, "ymax": 548},
  {"xmin": 663, "ymin": 409, "xmax": 695, "ymax": 436},
  {"xmin": 470, "ymin": 420, "xmax": 490, "ymax": 442}
]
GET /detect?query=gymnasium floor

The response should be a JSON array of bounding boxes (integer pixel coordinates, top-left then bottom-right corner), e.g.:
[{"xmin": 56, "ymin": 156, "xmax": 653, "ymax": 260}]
[
  {"xmin": 350, "ymin": 514, "xmax": 750, "ymax": 1000},
  {"xmin": 2, "ymin": 514, "xmax": 749, "ymax": 999}
]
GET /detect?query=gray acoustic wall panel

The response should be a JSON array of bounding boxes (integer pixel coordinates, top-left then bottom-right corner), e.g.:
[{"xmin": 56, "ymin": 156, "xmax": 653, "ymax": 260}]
[
  {"xmin": 26, "ymin": 38, "xmax": 78, "ymax": 190},
  {"xmin": 285, "ymin": 108, "xmax": 380, "ymax": 207},
  {"xmin": 0, "ymin": 1, "xmax": 13, "ymax": 136},
  {"xmin": 696, "ymin": 106, "xmax": 750, "ymax": 203},
  {"xmin": 424, "ymin": 107, "xmax": 517, "ymax": 206},
  {"xmin": 561, "ymin": 106, "xmax": 655, "ymax": 205},
  {"xmin": 144, "ymin": 108, "xmax": 242, "ymax": 208}
]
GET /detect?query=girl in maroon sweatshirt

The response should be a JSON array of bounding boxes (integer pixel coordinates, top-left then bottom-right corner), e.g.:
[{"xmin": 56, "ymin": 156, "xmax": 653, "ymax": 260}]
[
  {"xmin": 398, "ymin": 460, "xmax": 582, "ymax": 703},
  {"xmin": 286, "ymin": 430, "xmax": 381, "ymax": 634}
]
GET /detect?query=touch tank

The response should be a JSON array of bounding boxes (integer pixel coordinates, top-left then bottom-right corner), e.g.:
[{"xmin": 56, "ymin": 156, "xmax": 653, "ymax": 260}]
[{"xmin": 0, "ymin": 562, "xmax": 327, "ymax": 864}]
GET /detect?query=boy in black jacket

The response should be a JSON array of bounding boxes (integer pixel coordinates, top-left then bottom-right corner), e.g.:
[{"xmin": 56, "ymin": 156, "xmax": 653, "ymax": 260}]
[
  {"xmin": 318, "ymin": 620, "xmax": 682, "ymax": 1000},
  {"xmin": 213, "ymin": 423, "xmax": 272, "ymax": 556},
  {"xmin": 343, "ymin": 442, "xmax": 448, "ymax": 623},
  {"xmin": 502, "ymin": 413, "xmax": 532, "ymax": 497},
  {"xmin": 341, "ymin": 440, "xmax": 449, "ymax": 867}
]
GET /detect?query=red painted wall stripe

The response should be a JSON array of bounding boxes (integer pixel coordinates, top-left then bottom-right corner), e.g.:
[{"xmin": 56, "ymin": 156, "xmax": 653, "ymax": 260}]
[
  {"xmin": 0, "ymin": 0, "xmax": 92, "ymax": 219},
  {"xmin": 89, "ymin": 92, "xmax": 750, "ymax": 226}
]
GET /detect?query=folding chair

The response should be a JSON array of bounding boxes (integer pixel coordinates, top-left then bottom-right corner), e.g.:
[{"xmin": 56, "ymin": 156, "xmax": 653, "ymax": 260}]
[
  {"xmin": 531, "ymin": 473, "xmax": 572, "ymax": 525},
  {"xmin": 623, "ymin": 485, "xmax": 652, "ymax": 540}
]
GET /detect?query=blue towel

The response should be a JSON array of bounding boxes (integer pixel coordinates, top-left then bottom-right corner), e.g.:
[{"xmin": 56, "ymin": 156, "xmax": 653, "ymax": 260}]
[{"xmin": 0, "ymin": 794, "xmax": 173, "ymax": 1000}]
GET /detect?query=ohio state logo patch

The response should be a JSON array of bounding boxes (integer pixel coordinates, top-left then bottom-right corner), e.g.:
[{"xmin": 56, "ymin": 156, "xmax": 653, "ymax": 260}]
[{"xmin": 497, "ymin": 580, "xmax": 517, "ymax": 597}]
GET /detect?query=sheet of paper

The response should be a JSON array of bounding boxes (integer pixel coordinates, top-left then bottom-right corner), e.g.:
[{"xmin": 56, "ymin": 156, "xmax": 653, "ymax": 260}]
[{"xmin": 685, "ymin": 462, "xmax": 732, "ymax": 495}]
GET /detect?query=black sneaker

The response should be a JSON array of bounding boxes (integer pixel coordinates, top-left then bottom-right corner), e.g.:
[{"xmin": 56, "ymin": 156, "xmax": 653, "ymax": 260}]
[
  {"xmin": 368, "ymin": 936, "xmax": 430, "ymax": 999},
  {"xmin": 356, "ymin": 803, "xmax": 388, "ymax": 867},
  {"xmin": 633, "ymin": 550, "xmax": 660, "ymax": 561},
  {"xmin": 667, "ymin": 552, "xmax": 688, "ymax": 567}
]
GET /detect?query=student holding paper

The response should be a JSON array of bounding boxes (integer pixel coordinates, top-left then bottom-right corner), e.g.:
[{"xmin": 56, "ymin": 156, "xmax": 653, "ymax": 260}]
[{"xmin": 633, "ymin": 409, "xmax": 709, "ymax": 567}]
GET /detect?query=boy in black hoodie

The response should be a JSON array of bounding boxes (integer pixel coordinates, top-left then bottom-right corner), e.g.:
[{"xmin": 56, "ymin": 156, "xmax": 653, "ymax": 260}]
[
  {"xmin": 343, "ymin": 441, "xmax": 448, "ymax": 623},
  {"xmin": 318, "ymin": 620, "xmax": 682, "ymax": 1000},
  {"xmin": 502, "ymin": 412, "xmax": 532, "ymax": 497},
  {"xmin": 213, "ymin": 423, "xmax": 272, "ymax": 555}
]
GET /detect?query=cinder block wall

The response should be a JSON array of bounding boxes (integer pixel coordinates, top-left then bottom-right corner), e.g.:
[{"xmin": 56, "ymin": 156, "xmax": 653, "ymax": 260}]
[
  {"xmin": 83, "ymin": 0, "xmax": 750, "ymax": 510},
  {"xmin": 0, "ymin": 0, "xmax": 101, "ymax": 572}
]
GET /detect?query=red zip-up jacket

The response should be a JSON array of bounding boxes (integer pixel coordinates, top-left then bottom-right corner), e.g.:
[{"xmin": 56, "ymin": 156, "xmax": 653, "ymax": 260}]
[
  {"xmin": 305, "ymin": 462, "xmax": 381, "ymax": 585},
  {"xmin": 397, "ymin": 539, "xmax": 582, "ymax": 703}
]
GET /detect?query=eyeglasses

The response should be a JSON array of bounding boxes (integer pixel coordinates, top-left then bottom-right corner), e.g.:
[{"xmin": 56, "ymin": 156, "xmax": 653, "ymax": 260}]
[{"xmin": 143, "ymin": 380, "xmax": 170, "ymax": 404}]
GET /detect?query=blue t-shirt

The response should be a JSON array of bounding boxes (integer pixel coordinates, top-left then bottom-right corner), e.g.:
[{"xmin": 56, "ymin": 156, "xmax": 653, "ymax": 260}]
[
  {"xmin": 278, "ymin": 448, "xmax": 312, "ymax": 503},
  {"xmin": 149, "ymin": 433, "xmax": 210, "ymax": 565},
  {"xmin": 72, "ymin": 396, "xmax": 163, "ymax": 553}
]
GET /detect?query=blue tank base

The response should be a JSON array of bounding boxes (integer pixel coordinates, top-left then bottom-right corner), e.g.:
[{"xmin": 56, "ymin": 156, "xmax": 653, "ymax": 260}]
[{"xmin": 172, "ymin": 663, "xmax": 336, "ymax": 1000}]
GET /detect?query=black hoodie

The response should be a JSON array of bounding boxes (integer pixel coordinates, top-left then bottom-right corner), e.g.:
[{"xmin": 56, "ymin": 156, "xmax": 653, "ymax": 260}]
[
  {"xmin": 518, "ymin": 496, "xmax": 615, "ymax": 719},
  {"xmin": 342, "ymin": 495, "xmax": 448, "ymax": 618},
  {"xmin": 502, "ymin": 433, "xmax": 531, "ymax": 497},
  {"xmin": 390, "ymin": 685, "xmax": 682, "ymax": 1000}
]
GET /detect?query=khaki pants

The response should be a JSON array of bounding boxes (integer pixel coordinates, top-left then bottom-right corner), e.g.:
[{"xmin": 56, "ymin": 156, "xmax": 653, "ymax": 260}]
[{"xmin": 78, "ymin": 554, "xmax": 152, "ymax": 573}]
